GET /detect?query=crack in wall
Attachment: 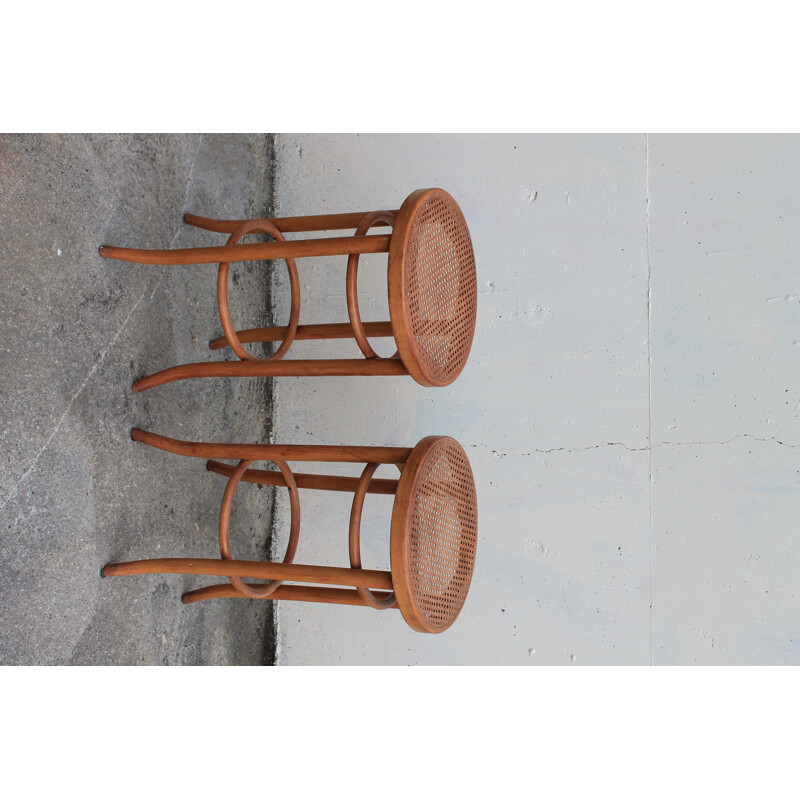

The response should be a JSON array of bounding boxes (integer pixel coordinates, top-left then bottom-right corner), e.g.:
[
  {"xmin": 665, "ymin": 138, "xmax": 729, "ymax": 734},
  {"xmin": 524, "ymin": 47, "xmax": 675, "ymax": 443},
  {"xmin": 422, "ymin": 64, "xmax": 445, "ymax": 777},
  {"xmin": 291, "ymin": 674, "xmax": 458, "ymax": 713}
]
[
  {"xmin": 476, "ymin": 433, "xmax": 800, "ymax": 458},
  {"xmin": 646, "ymin": 133, "xmax": 654, "ymax": 666}
]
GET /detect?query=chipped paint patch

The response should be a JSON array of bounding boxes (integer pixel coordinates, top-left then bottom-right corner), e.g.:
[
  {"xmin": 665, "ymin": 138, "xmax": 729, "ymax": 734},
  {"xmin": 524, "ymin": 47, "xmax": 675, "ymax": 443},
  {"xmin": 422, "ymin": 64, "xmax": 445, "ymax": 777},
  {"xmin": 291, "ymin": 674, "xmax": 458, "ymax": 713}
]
[
  {"xmin": 515, "ymin": 299, "xmax": 551, "ymax": 324},
  {"xmin": 524, "ymin": 538, "xmax": 550, "ymax": 559}
]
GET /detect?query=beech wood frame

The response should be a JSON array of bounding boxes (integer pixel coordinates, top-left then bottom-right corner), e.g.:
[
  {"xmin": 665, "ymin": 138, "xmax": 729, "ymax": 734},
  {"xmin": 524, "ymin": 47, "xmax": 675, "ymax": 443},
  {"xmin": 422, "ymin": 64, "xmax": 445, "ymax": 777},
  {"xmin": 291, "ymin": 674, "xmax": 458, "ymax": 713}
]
[
  {"xmin": 101, "ymin": 428, "xmax": 412, "ymax": 611},
  {"xmin": 100, "ymin": 207, "xmax": 409, "ymax": 391}
]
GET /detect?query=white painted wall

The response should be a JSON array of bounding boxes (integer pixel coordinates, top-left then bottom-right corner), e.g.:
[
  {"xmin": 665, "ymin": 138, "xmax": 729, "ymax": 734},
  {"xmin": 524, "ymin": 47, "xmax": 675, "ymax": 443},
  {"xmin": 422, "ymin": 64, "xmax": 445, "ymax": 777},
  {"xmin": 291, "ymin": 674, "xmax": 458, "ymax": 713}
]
[{"xmin": 269, "ymin": 134, "xmax": 799, "ymax": 665}]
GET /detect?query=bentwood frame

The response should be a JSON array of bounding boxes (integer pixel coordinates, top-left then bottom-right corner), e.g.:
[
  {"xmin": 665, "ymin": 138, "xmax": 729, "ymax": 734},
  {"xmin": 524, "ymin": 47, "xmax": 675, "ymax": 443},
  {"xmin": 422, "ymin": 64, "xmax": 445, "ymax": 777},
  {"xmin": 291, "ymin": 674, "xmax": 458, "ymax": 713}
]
[
  {"xmin": 99, "ymin": 188, "xmax": 478, "ymax": 391},
  {"xmin": 102, "ymin": 428, "xmax": 479, "ymax": 634}
]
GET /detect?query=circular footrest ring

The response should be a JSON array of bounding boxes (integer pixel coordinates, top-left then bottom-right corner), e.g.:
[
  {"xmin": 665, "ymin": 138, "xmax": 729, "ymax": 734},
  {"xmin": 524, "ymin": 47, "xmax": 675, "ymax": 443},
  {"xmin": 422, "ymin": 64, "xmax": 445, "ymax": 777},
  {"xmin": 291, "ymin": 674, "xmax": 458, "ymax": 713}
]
[
  {"xmin": 347, "ymin": 211, "xmax": 398, "ymax": 360},
  {"xmin": 219, "ymin": 458, "xmax": 300, "ymax": 599},
  {"xmin": 349, "ymin": 462, "xmax": 397, "ymax": 610},
  {"xmin": 218, "ymin": 219, "xmax": 301, "ymax": 362}
]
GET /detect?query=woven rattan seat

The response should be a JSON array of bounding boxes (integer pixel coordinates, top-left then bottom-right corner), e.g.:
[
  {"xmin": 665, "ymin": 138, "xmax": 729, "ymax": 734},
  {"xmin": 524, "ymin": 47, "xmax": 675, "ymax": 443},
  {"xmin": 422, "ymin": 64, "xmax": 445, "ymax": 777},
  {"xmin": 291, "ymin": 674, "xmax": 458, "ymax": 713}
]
[
  {"xmin": 389, "ymin": 189, "xmax": 478, "ymax": 387},
  {"xmin": 391, "ymin": 436, "xmax": 479, "ymax": 633},
  {"xmin": 99, "ymin": 188, "xmax": 477, "ymax": 390},
  {"xmin": 102, "ymin": 430, "xmax": 479, "ymax": 634}
]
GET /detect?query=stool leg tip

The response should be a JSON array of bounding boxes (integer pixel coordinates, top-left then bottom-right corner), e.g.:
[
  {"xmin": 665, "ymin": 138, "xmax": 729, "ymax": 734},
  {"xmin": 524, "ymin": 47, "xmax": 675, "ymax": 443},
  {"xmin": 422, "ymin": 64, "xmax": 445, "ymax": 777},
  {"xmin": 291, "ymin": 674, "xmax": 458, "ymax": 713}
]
[{"xmin": 100, "ymin": 566, "xmax": 107, "ymax": 579}]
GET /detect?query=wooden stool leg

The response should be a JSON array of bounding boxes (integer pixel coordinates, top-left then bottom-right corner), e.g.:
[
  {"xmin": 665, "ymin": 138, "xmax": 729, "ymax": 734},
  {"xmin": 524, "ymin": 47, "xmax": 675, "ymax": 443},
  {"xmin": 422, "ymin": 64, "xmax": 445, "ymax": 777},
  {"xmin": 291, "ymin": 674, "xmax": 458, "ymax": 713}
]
[
  {"xmin": 101, "ymin": 557, "xmax": 392, "ymax": 588},
  {"xmin": 181, "ymin": 583, "xmax": 397, "ymax": 606},
  {"xmin": 209, "ymin": 321, "xmax": 395, "ymax": 350},
  {"xmin": 207, "ymin": 460, "xmax": 399, "ymax": 495},
  {"xmin": 132, "ymin": 356, "xmax": 407, "ymax": 392},
  {"xmin": 131, "ymin": 428, "xmax": 413, "ymax": 464},
  {"xmin": 183, "ymin": 210, "xmax": 398, "ymax": 235},
  {"xmin": 99, "ymin": 235, "xmax": 390, "ymax": 265}
]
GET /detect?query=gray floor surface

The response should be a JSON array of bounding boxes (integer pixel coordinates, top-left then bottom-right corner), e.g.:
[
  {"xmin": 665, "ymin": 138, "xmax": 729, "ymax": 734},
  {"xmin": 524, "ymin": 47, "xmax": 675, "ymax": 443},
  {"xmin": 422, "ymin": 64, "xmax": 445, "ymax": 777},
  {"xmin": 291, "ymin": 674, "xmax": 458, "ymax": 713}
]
[{"xmin": 0, "ymin": 133, "xmax": 278, "ymax": 665}]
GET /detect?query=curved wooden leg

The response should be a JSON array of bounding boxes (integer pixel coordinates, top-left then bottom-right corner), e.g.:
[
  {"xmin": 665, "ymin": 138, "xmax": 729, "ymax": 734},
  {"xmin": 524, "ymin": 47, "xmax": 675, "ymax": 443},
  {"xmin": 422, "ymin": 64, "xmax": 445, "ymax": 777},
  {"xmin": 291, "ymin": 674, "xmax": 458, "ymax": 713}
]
[
  {"xmin": 181, "ymin": 583, "xmax": 398, "ymax": 607},
  {"xmin": 184, "ymin": 211, "xmax": 398, "ymax": 235},
  {"xmin": 101, "ymin": 557, "xmax": 393, "ymax": 589},
  {"xmin": 209, "ymin": 321, "xmax": 395, "ymax": 350},
  {"xmin": 131, "ymin": 428, "xmax": 412, "ymax": 465},
  {"xmin": 132, "ymin": 356, "xmax": 407, "ymax": 392},
  {"xmin": 206, "ymin": 460, "xmax": 399, "ymax": 495},
  {"xmin": 99, "ymin": 235, "xmax": 390, "ymax": 266}
]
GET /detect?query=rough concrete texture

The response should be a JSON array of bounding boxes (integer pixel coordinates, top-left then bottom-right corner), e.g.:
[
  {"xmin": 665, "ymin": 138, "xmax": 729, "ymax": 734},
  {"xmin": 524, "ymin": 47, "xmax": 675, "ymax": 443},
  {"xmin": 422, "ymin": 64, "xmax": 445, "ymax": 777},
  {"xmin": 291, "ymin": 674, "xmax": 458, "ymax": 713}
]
[{"xmin": 0, "ymin": 134, "xmax": 277, "ymax": 665}]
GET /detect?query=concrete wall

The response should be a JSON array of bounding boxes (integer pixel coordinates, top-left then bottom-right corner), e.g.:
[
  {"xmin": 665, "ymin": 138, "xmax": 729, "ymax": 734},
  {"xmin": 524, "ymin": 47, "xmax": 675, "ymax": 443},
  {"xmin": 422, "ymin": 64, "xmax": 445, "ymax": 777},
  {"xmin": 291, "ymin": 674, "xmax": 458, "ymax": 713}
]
[{"xmin": 269, "ymin": 134, "xmax": 799, "ymax": 665}]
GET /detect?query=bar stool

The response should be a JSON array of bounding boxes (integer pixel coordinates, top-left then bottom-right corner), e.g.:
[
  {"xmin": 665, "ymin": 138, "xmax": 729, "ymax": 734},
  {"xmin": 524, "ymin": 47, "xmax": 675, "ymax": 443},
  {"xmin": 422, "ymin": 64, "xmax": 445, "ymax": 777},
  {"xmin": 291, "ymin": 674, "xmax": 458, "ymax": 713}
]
[
  {"xmin": 99, "ymin": 188, "xmax": 478, "ymax": 391},
  {"xmin": 102, "ymin": 428, "xmax": 479, "ymax": 633}
]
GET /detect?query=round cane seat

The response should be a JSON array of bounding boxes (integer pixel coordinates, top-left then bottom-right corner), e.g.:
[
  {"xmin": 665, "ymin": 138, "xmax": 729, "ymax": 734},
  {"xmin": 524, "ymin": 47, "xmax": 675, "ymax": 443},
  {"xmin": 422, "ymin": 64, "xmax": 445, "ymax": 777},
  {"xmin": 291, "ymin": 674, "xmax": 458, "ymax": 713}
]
[
  {"xmin": 388, "ymin": 189, "xmax": 478, "ymax": 387},
  {"xmin": 390, "ymin": 436, "xmax": 478, "ymax": 633}
]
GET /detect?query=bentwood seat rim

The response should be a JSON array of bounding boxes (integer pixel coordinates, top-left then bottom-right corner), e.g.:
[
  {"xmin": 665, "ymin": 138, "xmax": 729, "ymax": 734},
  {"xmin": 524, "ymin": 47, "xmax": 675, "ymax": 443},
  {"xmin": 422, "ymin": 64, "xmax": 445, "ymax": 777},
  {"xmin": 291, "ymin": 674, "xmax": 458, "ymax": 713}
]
[
  {"xmin": 387, "ymin": 188, "xmax": 477, "ymax": 388},
  {"xmin": 389, "ymin": 434, "xmax": 478, "ymax": 634}
]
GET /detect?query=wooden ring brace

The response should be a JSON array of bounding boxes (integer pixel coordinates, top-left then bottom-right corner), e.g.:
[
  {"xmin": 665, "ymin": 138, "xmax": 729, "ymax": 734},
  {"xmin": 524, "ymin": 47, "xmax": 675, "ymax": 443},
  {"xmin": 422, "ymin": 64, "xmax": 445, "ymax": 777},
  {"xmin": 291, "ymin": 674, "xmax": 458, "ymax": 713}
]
[
  {"xmin": 221, "ymin": 213, "xmax": 397, "ymax": 364},
  {"xmin": 219, "ymin": 458, "xmax": 300, "ymax": 599},
  {"xmin": 346, "ymin": 211, "xmax": 398, "ymax": 359},
  {"xmin": 218, "ymin": 220, "xmax": 300, "ymax": 362},
  {"xmin": 219, "ymin": 458, "xmax": 396, "ymax": 606}
]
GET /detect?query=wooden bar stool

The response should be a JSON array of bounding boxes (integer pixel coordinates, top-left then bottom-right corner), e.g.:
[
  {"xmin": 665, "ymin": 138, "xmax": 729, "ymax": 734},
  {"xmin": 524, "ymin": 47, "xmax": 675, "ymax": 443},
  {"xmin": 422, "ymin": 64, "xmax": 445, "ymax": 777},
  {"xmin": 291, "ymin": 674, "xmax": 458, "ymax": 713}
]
[
  {"xmin": 102, "ymin": 427, "xmax": 479, "ymax": 633},
  {"xmin": 99, "ymin": 188, "xmax": 478, "ymax": 391}
]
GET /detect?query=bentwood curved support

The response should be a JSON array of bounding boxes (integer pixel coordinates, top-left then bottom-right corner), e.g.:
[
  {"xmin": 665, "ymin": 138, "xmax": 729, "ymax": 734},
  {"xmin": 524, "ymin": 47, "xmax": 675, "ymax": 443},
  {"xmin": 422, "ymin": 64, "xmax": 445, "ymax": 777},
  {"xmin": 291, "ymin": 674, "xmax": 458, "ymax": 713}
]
[
  {"xmin": 206, "ymin": 460, "xmax": 400, "ymax": 495},
  {"xmin": 129, "ymin": 427, "xmax": 412, "ymax": 464},
  {"xmin": 131, "ymin": 356, "xmax": 408, "ymax": 392},
  {"xmin": 181, "ymin": 583, "xmax": 398, "ymax": 607},
  {"xmin": 98, "ymin": 235, "xmax": 391, "ymax": 265},
  {"xmin": 347, "ymin": 211, "xmax": 398, "ymax": 360},
  {"xmin": 349, "ymin": 463, "xmax": 397, "ymax": 609},
  {"xmin": 217, "ymin": 220, "xmax": 300, "ymax": 362},
  {"xmin": 218, "ymin": 458, "xmax": 300, "ymax": 599},
  {"xmin": 100, "ymin": 188, "xmax": 477, "ymax": 391},
  {"xmin": 101, "ymin": 558, "xmax": 391, "ymax": 588},
  {"xmin": 208, "ymin": 321, "xmax": 396, "ymax": 350},
  {"xmin": 184, "ymin": 210, "xmax": 398, "ymax": 235},
  {"xmin": 103, "ymin": 431, "xmax": 479, "ymax": 633}
]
